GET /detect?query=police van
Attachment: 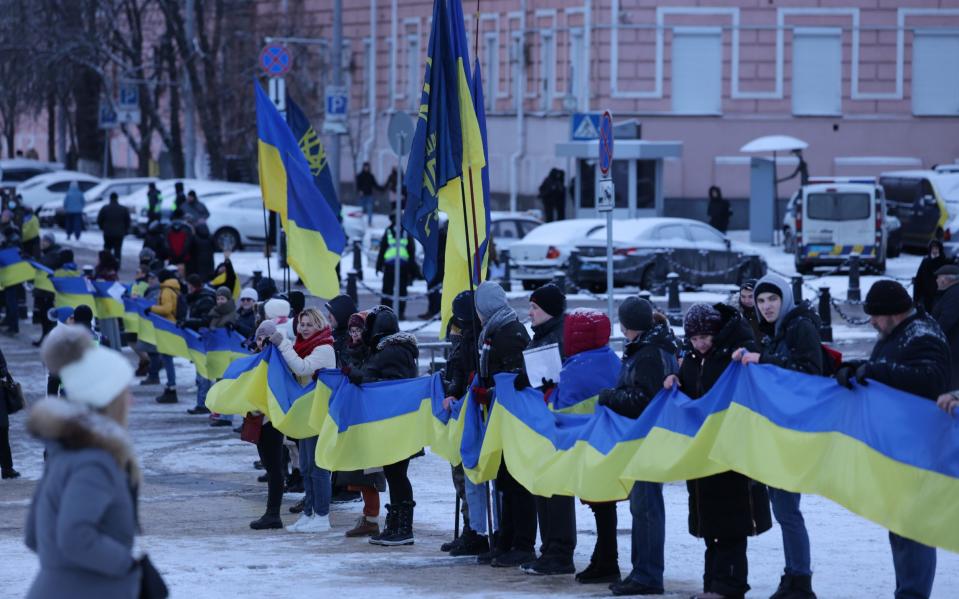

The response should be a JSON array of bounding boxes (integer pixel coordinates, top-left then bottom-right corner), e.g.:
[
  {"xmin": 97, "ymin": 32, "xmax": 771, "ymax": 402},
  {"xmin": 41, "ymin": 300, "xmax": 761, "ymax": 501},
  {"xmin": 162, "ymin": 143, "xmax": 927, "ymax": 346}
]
[{"xmin": 793, "ymin": 177, "xmax": 890, "ymax": 274}]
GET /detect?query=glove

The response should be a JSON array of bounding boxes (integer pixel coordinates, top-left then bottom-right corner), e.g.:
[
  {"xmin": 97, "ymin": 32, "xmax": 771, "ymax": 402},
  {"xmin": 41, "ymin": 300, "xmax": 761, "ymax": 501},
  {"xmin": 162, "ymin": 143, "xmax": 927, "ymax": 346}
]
[
  {"xmin": 597, "ymin": 388, "xmax": 612, "ymax": 407},
  {"xmin": 255, "ymin": 320, "xmax": 277, "ymax": 341},
  {"xmin": 473, "ymin": 386, "xmax": 491, "ymax": 406},
  {"xmin": 269, "ymin": 331, "xmax": 284, "ymax": 346},
  {"xmin": 853, "ymin": 363, "xmax": 870, "ymax": 386},
  {"xmin": 513, "ymin": 371, "xmax": 531, "ymax": 391},
  {"xmin": 835, "ymin": 365, "xmax": 855, "ymax": 389},
  {"xmin": 342, "ymin": 367, "xmax": 363, "ymax": 386}
]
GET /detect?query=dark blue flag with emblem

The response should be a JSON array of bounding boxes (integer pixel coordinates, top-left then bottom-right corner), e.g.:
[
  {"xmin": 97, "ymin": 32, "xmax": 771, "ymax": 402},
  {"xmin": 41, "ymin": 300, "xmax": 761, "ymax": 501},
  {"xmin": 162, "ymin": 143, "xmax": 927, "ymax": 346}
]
[
  {"xmin": 402, "ymin": 0, "xmax": 465, "ymax": 282},
  {"xmin": 285, "ymin": 95, "xmax": 342, "ymax": 218}
]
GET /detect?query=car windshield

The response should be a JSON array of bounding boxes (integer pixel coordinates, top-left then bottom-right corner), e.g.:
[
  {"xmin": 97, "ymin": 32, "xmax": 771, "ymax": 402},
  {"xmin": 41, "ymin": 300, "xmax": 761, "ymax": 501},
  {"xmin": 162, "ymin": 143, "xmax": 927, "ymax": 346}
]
[{"xmin": 806, "ymin": 192, "xmax": 871, "ymax": 221}]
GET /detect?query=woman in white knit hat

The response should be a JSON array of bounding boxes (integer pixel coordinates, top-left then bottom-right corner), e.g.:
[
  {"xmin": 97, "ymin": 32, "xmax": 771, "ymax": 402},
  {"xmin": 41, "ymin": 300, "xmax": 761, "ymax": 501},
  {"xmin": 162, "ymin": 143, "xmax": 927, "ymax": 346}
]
[{"xmin": 24, "ymin": 325, "xmax": 148, "ymax": 598}]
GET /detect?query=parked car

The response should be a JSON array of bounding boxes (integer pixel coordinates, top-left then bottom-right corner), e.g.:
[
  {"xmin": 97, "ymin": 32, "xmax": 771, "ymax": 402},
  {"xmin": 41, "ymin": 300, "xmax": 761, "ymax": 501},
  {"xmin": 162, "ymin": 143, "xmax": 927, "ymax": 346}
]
[
  {"xmin": 40, "ymin": 177, "xmax": 156, "ymax": 228},
  {"xmin": 511, "ymin": 218, "xmax": 606, "ymax": 290},
  {"xmin": 0, "ymin": 159, "xmax": 63, "ymax": 190},
  {"xmin": 569, "ymin": 218, "xmax": 766, "ymax": 292},
  {"xmin": 880, "ymin": 170, "xmax": 959, "ymax": 250},
  {"xmin": 16, "ymin": 171, "xmax": 100, "ymax": 210}
]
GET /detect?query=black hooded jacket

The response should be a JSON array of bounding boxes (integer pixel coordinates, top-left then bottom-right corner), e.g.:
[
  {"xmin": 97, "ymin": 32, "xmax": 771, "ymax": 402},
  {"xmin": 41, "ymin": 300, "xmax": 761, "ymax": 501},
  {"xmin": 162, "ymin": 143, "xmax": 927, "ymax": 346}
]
[
  {"xmin": 680, "ymin": 305, "xmax": 772, "ymax": 539},
  {"xmin": 599, "ymin": 321, "xmax": 679, "ymax": 418},
  {"xmin": 864, "ymin": 311, "xmax": 951, "ymax": 400},
  {"xmin": 932, "ymin": 283, "xmax": 959, "ymax": 387},
  {"xmin": 326, "ymin": 295, "xmax": 358, "ymax": 365},
  {"xmin": 758, "ymin": 301, "xmax": 823, "ymax": 375},
  {"xmin": 530, "ymin": 314, "xmax": 565, "ymax": 357},
  {"xmin": 360, "ymin": 307, "xmax": 418, "ymax": 382}
]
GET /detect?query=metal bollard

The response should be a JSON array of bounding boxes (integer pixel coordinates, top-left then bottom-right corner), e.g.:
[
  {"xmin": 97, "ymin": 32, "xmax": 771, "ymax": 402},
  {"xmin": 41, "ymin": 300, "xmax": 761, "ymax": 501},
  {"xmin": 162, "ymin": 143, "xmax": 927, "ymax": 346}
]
[
  {"xmin": 353, "ymin": 240, "xmax": 363, "ymax": 280},
  {"xmin": 638, "ymin": 290, "xmax": 652, "ymax": 303},
  {"xmin": 501, "ymin": 249, "xmax": 512, "ymax": 292},
  {"xmin": 667, "ymin": 272, "xmax": 681, "ymax": 315},
  {"xmin": 818, "ymin": 287, "xmax": 834, "ymax": 342},
  {"xmin": 791, "ymin": 276, "xmax": 803, "ymax": 303},
  {"xmin": 847, "ymin": 253, "xmax": 861, "ymax": 302},
  {"xmin": 346, "ymin": 271, "xmax": 358, "ymax": 305}
]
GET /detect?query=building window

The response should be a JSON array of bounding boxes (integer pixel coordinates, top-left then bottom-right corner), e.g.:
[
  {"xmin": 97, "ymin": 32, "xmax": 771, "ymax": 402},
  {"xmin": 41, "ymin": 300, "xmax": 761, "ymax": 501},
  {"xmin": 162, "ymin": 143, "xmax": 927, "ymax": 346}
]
[
  {"xmin": 568, "ymin": 28, "xmax": 586, "ymax": 112},
  {"xmin": 511, "ymin": 32, "xmax": 523, "ymax": 112},
  {"xmin": 671, "ymin": 27, "xmax": 722, "ymax": 115},
  {"xmin": 792, "ymin": 28, "xmax": 842, "ymax": 116},
  {"xmin": 363, "ymin": 39, "xmax": 373, "ymax": 111},
  {"xmin": 482, "ymin": 31, "xmax": 499, "ymax": 111},
  {"xmin": 912, "ymin": 30, "xmax": 959, "ymax": 116},
  {"xmin": 406, "ymin": 35, "xmax": 421, "ymax": 112},
  {"xmin": 539, "ymin": 30, "xmax": 556, "ymax": 111}
]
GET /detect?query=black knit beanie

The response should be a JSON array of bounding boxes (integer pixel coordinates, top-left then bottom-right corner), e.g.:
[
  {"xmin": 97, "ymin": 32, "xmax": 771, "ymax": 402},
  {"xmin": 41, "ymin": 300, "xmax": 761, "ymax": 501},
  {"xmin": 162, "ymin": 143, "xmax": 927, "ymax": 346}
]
[
  {"xmin": 863, "ymin": 280, "xmax": 913, "ymax": 316},
  {"xmin": 530, "ymin": 283, "xmax": 566, "ymax": 318}
]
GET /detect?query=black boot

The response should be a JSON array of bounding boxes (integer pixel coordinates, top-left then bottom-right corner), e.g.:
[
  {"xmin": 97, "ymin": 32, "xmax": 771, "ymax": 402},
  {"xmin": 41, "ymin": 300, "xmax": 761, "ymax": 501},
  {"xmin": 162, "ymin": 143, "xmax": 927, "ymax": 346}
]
[
  {"xmin": 249, "ymin": 513, "xmax": 283, "ymax": 530},
  {"xmin": 1, "ymin": 468, "xmax": 20, "ymax": 480},
  {"xmin": 369, "ymin": 504, "xmax": 398, "ymax": 546},
  {"xmin": 285, "ymin": 469, "xmax": 304, "ymax": 494},
  {"xmin": 134, "ymin": 359, "xmax": 150, "ymax": 377},
  {"xmin": 576, "ymin": 560, "xmax": 621, "ymax": 584},
  {"xmin": 378, "ymin": 500, "xmax": 415, "ymax": 546},
  {"xmin": 450, "ymin": 529, "xmax": 490, "ymax": 557},
  {"xmin": 779, "ymin": 575, "xmax": 816, "ymax": 599},
  {"xmin": 155, "ymin": 387, "xmax": 178, "ymax": 403}
]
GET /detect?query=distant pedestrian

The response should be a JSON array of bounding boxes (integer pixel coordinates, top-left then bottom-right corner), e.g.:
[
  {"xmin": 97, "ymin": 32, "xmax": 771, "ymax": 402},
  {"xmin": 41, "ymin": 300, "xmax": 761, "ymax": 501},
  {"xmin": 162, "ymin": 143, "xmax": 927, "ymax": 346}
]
[
  {"xmin": 932, "ymin": 264, "xmax": 959, "ymax": 386},
  {"xmin": 538, "ymin": 168, "xmax": 567, "ymax": 222},
  {"xmin": 146, "ymin": 182, "xmax": 162, "ymax": 224},
  {"xmin": 913, "ymin": 240, "xmax": 948, "ymax": 312},
  {"xmin": 62, "ymin": 181, "xmax": 85, "ymax": 241},
  {"xmin": 29, "ymin": 325, "xmax": 144, "ymax": 598},
  {"xmin": 707, "ymin": 185, "xmax": 732, "ymax": 233},
  {"xmin": 0, "ymin": 346, "xmax": 19, "ymax": 480},
  {"xmin": 234, "ymin": 288, "xmax": 259, "ymax": 340},
  {"xmin": 180, "ymin": 190, "xmax": 210, "ymax": 223},
  {"xmin": 97, "ymin": 192, "xmax": 131, "ymax": 263},
  {"xmin": 375, "ymin": 215, "xmax": 418, "ymax": 320},
  {"xmin": 188, "ymin": 223, "xmax": 215, "ymax": 280},
  {"xmin": 1, "ymin": 225, "xmax": 23, "ymax": 335},
  {"xmin": 142, "ymin": 221, "xmax": 169, "ymax": 263},
  {"xmin": 356, "ymin": 162, "xmax": 382, "ymax": 225}
]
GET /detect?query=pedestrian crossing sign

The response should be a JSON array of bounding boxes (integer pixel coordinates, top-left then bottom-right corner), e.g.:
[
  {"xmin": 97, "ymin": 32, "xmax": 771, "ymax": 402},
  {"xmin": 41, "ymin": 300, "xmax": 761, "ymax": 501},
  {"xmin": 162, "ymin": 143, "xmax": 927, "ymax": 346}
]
[{"xmin": 570, "ymin": 113, "xmax": 601, "ymax": 140}]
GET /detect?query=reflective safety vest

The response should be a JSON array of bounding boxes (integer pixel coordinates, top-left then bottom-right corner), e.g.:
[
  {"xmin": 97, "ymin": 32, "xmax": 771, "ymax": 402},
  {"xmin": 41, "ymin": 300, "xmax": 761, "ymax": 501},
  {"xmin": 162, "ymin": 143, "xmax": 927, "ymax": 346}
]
[
  {"xmin": 383, "ymin": 229, "xmax": 410, "ymax": 262},
  {"xmin": 21, "ymin": 214, "xmax": 39, "ymax": 241}
]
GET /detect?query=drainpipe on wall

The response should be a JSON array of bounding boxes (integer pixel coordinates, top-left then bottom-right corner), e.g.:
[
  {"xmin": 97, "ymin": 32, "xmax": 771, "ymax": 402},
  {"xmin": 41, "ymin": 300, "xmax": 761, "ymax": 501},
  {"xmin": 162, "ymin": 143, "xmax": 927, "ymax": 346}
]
[
  {"xmin": 508, "ymin": 0, "xmax": 527, "ymax": 213},
  {"xmin": 361, "ymin": 0, "xmax": 377, "ymax": 165}
]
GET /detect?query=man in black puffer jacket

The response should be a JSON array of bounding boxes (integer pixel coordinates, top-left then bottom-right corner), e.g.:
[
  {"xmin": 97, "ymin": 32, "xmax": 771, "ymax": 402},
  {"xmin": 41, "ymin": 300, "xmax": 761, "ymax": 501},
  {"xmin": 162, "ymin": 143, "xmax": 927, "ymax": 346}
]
[
  {"xmin": 733, "ymin": 273, "xmax": 821, "ymax": 599},
  {"xmin": 669, "ymin": 303, "xmax": 772, "ymax": 599},
  {"xmin": 601, "ymin": 296, "xmax": 678, "ymax": 596},
  {"xmin": 472, "ymin": 281, "xmax": 533, "ymax": 568},
  {"xmin": 835, "ymin": 280, "xmax": 950, "ymax": 599},
  {"xmin": 931, "ymin": 264, "xmax": 959, "ymax": 387},
  {"xmin": 181, "ymin": 274, "xmax": 217, "ymax": 332},
  {"xmin": 355, "ymin": 306, "xmax": 420, "ymax": 548}
]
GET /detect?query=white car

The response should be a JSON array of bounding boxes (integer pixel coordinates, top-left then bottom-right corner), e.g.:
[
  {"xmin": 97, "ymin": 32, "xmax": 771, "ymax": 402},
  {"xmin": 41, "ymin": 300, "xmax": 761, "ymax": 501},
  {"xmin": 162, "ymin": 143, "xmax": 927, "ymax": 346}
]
[
  {"xmin": 16, "ymin": 171, "xmax": 100, "ymax": 210},
  {"xmin": 511, "ymin": 218, "xmax": 606, "ymax": 290},
  {"xmin": 40, "ymin": 177, "xmax": 156, "ymax": 228},
  {"xmin": 0, "ymin": 159, "xmax": 63, "ymax": 190},
  {"xmin": 203, "ymin": 190, "xmax": 359, "ymax": 251},
  {"xmin": 127, "ymin": 179, "xmax": 258, "ymax": 233}
]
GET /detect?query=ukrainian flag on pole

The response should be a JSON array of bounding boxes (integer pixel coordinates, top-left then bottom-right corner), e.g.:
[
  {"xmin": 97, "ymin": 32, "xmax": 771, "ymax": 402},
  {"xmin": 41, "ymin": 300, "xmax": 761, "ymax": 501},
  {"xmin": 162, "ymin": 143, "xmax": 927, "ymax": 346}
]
[
  {"xmin": 255, "ymin": 82, "xmax": 346, "ymax": 298},
  {"xmin": 285, "ymin": 95, "xmax": 341, "ymax": 218},
  {"xmin": 405, "ymin": 0, "xmax": 487, "ymax": 337}
]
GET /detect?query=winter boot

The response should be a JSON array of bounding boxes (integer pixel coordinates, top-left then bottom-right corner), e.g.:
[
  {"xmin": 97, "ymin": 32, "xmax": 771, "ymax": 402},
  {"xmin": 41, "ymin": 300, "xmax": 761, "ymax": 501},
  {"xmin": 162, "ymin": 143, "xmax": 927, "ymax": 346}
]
[
  {"xmin": 289, "ymin": 499, "xmax": 305, "ymax": 514},
  {"xmin": 1, "ymin": 468, "xmax": 21, "ymax": 480},
  {"xmin": 155, "ymin": 387, "xmax": 178, "ymax": 404},
  {"xmin": 491, "ymin": 549, "xmax": 537, "ymax": 568},
  {"xmin": 782, "ymin": 575, "xmax": 816, "ymax": 599},
  {"xmin": 477, "ymin": 532, "xmax": 502, "ymax": 564},
  {"xmin": 442, "ymin": 528, "xmax": 473, "ymax": 552},
  {"xmin": 134, "ymin": 359, "xmax": 150, "ymax": 377},
  {"xmin": 346, "ymin": 516, "xmax": 380, "ymax": 538},
  {"xmin": 285, "ymin": 469, "xmax": 304, "ymax": 494},
  {"xmin": 249, "ymin": 513, "xmax": 283, "ymax": 530},
  {"xmin": 449, "ymin": 529, "xmax": 490, "ymax": 557},
  {"xmin": 521, "ymin": 553, "xmax": 576, "ymax": 576},
  {"xmin": 140, "ymin": 376, "xmax": 161, "ymax": 386},
  {"xmin": 769, "ymin": 575, "xmax": 794, "ymax": 599},
  {"xmin": 369, "ymin": 504, "xmax": 398, "ymax": 545},
  {"xmin": 576, "ymin": 560, "xmax": 621, "ymax": 584},
  {"xmin": 609, "ymin": 578, "xmax": 665, "ymax": 596},
  {"xmin": 377, "ymin": 500, "xmax": 415, "ymax": 546}
]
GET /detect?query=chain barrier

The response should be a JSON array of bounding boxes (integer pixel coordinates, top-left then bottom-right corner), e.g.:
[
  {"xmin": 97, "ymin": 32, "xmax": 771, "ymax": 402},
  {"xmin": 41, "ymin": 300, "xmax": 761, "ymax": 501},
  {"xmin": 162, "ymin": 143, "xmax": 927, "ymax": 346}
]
[
  {"xmin": 830, "ymin": 298, "xmax": 872, "ymax": 326},
  {"xmin": 661, "ymin": 254, "xmax": 758, "ymax": 279}
]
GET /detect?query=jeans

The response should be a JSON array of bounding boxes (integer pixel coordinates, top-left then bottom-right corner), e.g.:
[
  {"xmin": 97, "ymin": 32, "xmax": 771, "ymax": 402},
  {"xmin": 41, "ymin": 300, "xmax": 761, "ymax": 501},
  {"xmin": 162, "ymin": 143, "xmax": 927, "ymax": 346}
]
[
  {"xmin": 3, "ymin": 285, "xmax": 19, "ymax": 332},
  {"xmin": 195, "ymin": 374, "xmax": 211, "ymax": 408},
  {"xmin": 464, "ymin": 478, "xmax": 490, "ymax": 535},
  {"xmin": 149, "ymin": 352, "xmax": 176, "ymax": 387},
  {"xmin": 298, "ymin": 436, "xmax": 331, "ymax": 517},
  {"xmin": 889, "ymin": 532, "xmax": 936, "ymax": 599},
  {"xmin": 361, "ymin": 194, "xmax": 374, "ymax": 225},
  {"xmin": 626, "ymin": 481, "xmax": 665, "ymax": 589},
  {"xmin": 769, "ymin": 487, "xmax": 812, "ymax": 576}
]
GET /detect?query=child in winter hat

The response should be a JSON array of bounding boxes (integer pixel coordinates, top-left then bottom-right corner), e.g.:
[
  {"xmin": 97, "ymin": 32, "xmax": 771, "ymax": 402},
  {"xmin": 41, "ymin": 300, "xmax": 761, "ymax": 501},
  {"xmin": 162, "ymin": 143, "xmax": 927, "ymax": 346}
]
[{"xmin": 39, "ymin": 324, "xmax": 134, "ymax": 410}]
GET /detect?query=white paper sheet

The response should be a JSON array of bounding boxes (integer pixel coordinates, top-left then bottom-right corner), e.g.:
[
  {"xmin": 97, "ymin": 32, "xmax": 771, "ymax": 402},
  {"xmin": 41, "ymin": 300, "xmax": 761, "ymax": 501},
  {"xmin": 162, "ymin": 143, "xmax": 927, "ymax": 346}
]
[{"xmin": 522, "ymin": 343, "xmax": 563, "ymax": 388}]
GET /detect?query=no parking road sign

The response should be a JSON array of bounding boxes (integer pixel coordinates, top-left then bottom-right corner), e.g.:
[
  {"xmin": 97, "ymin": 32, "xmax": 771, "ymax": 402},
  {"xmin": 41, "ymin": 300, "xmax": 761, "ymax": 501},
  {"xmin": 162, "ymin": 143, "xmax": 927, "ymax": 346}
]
[
  {"xmin": 598, "ymin": 110, "xmax": 614, "ymax": 176},
  {"xmin": 260, "ymin": 44, "xmax": 292, "ymax": 78}
]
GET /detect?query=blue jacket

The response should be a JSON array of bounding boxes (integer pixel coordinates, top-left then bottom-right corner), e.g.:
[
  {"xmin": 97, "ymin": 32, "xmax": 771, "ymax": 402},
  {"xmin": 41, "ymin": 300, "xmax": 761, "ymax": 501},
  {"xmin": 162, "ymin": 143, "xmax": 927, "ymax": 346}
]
[
  {"xmin": 63, "ymin": 184, "xmax": 85, "ymax": 214},
  {"xmin": 25, "ymin": 399, "xmax": 141, "ymax": 599}
]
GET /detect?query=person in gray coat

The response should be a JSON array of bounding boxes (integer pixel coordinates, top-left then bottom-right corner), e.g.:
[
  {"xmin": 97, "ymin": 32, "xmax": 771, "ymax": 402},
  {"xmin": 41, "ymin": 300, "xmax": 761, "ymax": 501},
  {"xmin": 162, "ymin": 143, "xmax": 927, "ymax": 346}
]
[{"xmin": 25, "ymin": 325, "xmax": 143, "ymax": 599}]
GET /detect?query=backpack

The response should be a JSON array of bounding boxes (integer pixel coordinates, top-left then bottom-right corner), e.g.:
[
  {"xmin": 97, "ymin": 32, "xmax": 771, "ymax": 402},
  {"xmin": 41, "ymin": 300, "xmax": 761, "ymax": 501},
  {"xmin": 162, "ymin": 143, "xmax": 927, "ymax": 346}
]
[{"xmin": 175, "ymin": 291, "xmax": 189, "ymax": 322}]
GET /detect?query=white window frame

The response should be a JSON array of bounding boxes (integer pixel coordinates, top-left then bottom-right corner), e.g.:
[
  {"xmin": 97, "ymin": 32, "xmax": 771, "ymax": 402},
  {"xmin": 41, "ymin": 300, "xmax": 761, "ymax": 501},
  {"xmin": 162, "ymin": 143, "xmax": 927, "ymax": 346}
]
[
  {"xmin": 362, "ymin": 38, "xmax": 374, "ymax": 111},
  {"xmin": 791, "ymin": 27, "xmax": 843, "ymax": 116},
  {"xmin": 405, "ymin": 34, "xmax": 421, "ymax": 112},
  {"xmin": 911, "ymin": 28, "xmax": 959, "ymax": 116},
  {"xmin": 482, "ymin": 31, "xmax": 500, "ymax": 110},
  {"xmin": 670, "ymin": 26, "xmax": 723, "ymax": 116},
  {"xmin": 568, "ymin": 26, "xmax": 587, "ymax": 112},
  {"xmin": 539, "ymin": 29, "xmax": 556, "ymax": 111}
]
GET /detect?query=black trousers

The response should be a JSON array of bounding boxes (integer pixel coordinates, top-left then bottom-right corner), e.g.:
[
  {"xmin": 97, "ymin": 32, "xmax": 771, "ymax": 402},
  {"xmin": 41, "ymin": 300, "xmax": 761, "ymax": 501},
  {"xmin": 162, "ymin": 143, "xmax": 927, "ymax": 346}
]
[
  {"xmin": 496, "ymin": 463, "xmax": 537, "ymax": 553},
  {"xmin": 384, "ymin": 457, "xmax": 413, "ymax": 504},
  {"xmin": 703, "ymin": 537, "xmax": 749, "ymax": 596},
  {"xmin": 0, "ymin": 425, "xmax": 12, "ymax": 471},
  {"xmin": 34, "ymin": 290, "xmax": 54, "ymax": 337},
  {"xmin": 589, "ymin": 501, "xmax": 619, "ymax": 566},
  {"xmin": 255, "ymin": 422, "xmax": 285, "ymax": 516},
  {"xmin": 104, "ymin": 235, "xmax": 124, "ymax": 263},
  {"xmin": 380, "ymin": 264, "xmax": 409, "ymax": 319},
  {"xmin": 536, "ymin": 494, "xmax": 576, "ymax": 560}
]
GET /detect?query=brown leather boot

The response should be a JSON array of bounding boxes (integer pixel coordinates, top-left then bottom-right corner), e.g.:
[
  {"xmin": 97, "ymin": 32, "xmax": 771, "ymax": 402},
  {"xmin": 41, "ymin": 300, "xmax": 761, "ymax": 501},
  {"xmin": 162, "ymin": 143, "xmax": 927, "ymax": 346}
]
[{"xmin": 345, "ymin": 516, "xmax": 379, "ymax": 538}]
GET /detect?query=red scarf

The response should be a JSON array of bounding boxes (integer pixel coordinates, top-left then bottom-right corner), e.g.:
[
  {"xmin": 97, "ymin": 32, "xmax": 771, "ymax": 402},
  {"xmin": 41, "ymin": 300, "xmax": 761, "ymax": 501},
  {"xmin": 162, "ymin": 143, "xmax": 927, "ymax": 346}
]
[{"xmin": 293, "ymin": 327, "xmax": 334, "ymax": 358}]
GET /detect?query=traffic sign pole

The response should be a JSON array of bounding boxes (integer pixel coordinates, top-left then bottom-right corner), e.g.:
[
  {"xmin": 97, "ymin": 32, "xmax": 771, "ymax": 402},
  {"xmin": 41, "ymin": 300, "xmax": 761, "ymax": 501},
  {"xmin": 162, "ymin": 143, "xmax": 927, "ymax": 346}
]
[{"xmin": 597, "ymin": 111, "xmax": 616, "ymax": 321}]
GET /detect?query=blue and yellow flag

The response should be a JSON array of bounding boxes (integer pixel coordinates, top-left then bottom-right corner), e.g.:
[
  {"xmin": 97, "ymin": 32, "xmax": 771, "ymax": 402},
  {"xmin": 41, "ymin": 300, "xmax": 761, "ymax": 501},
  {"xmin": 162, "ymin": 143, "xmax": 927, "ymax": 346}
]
[
  {"xmin": 52, "ymin": 276, "xmax": 97, "ymax": 314},
  {"xmin": 403, "ymin": 0, "xmax": 468, "ymax": 283},
  {"xmin": 285, "ymin": 95, "xmax": 342, "ymax": 219},
  {"xmin": 29, "ymin": 260, "xmax": 55, "ymax": 293},
  {"xmin": 91, "ymin": 281, "xmax": 126, "ymax": 319},
  {"xmin": 255, "ymin": 82, "xmax": 346, "ymax": 298},
  {"xmin": 0, "ymin": 248, "xmax": 35, "ymax": 287}
]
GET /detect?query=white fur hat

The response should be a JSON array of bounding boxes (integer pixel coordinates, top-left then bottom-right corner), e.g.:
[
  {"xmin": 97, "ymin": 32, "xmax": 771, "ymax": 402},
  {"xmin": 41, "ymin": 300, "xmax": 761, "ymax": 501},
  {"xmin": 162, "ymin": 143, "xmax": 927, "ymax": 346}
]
[
  {"xmin": 42, "ymin": 325, "xmax": 134, "ymax": 409},
  {"xmin": 264, "ymin": 298, "xmax": 290, "ymax": 319}
]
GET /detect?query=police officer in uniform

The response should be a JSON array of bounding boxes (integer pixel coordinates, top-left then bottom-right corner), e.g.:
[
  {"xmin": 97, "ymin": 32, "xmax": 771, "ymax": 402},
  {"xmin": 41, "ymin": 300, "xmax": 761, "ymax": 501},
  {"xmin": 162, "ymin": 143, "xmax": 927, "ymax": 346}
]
[{"xmin": 375, "ymin": 215, "xmax": 418, "ymax": 320}]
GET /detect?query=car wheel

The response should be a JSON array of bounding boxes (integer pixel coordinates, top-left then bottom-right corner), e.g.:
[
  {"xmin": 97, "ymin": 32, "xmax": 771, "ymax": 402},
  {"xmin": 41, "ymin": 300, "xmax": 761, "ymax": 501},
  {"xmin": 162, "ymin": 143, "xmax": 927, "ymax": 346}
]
[{"xmin": 214, "ymin": 227, "xmax": 242, "ymax": 252}]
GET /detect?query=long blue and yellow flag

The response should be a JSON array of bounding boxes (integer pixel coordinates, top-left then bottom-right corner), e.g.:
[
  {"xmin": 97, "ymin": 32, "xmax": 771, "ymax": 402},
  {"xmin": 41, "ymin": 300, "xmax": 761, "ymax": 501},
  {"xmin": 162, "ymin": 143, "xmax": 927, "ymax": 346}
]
[
  {"xmin": 255, "ymin": 82, "xmax": 346, "ymax": 298},
  {"xmin": 204, "ymin": 348, "xmax": 959, "ymax": 553},
  {"xmin": 285, "ymin": 95, "xmax": 341, "ymax": 219},
  {"xmin": 52, "ymin": 275, "xmax": 97, "ymax": 314},
  {"xmin": 0, "ymin": 248, "xmax": 35, "ymax": 287}
]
